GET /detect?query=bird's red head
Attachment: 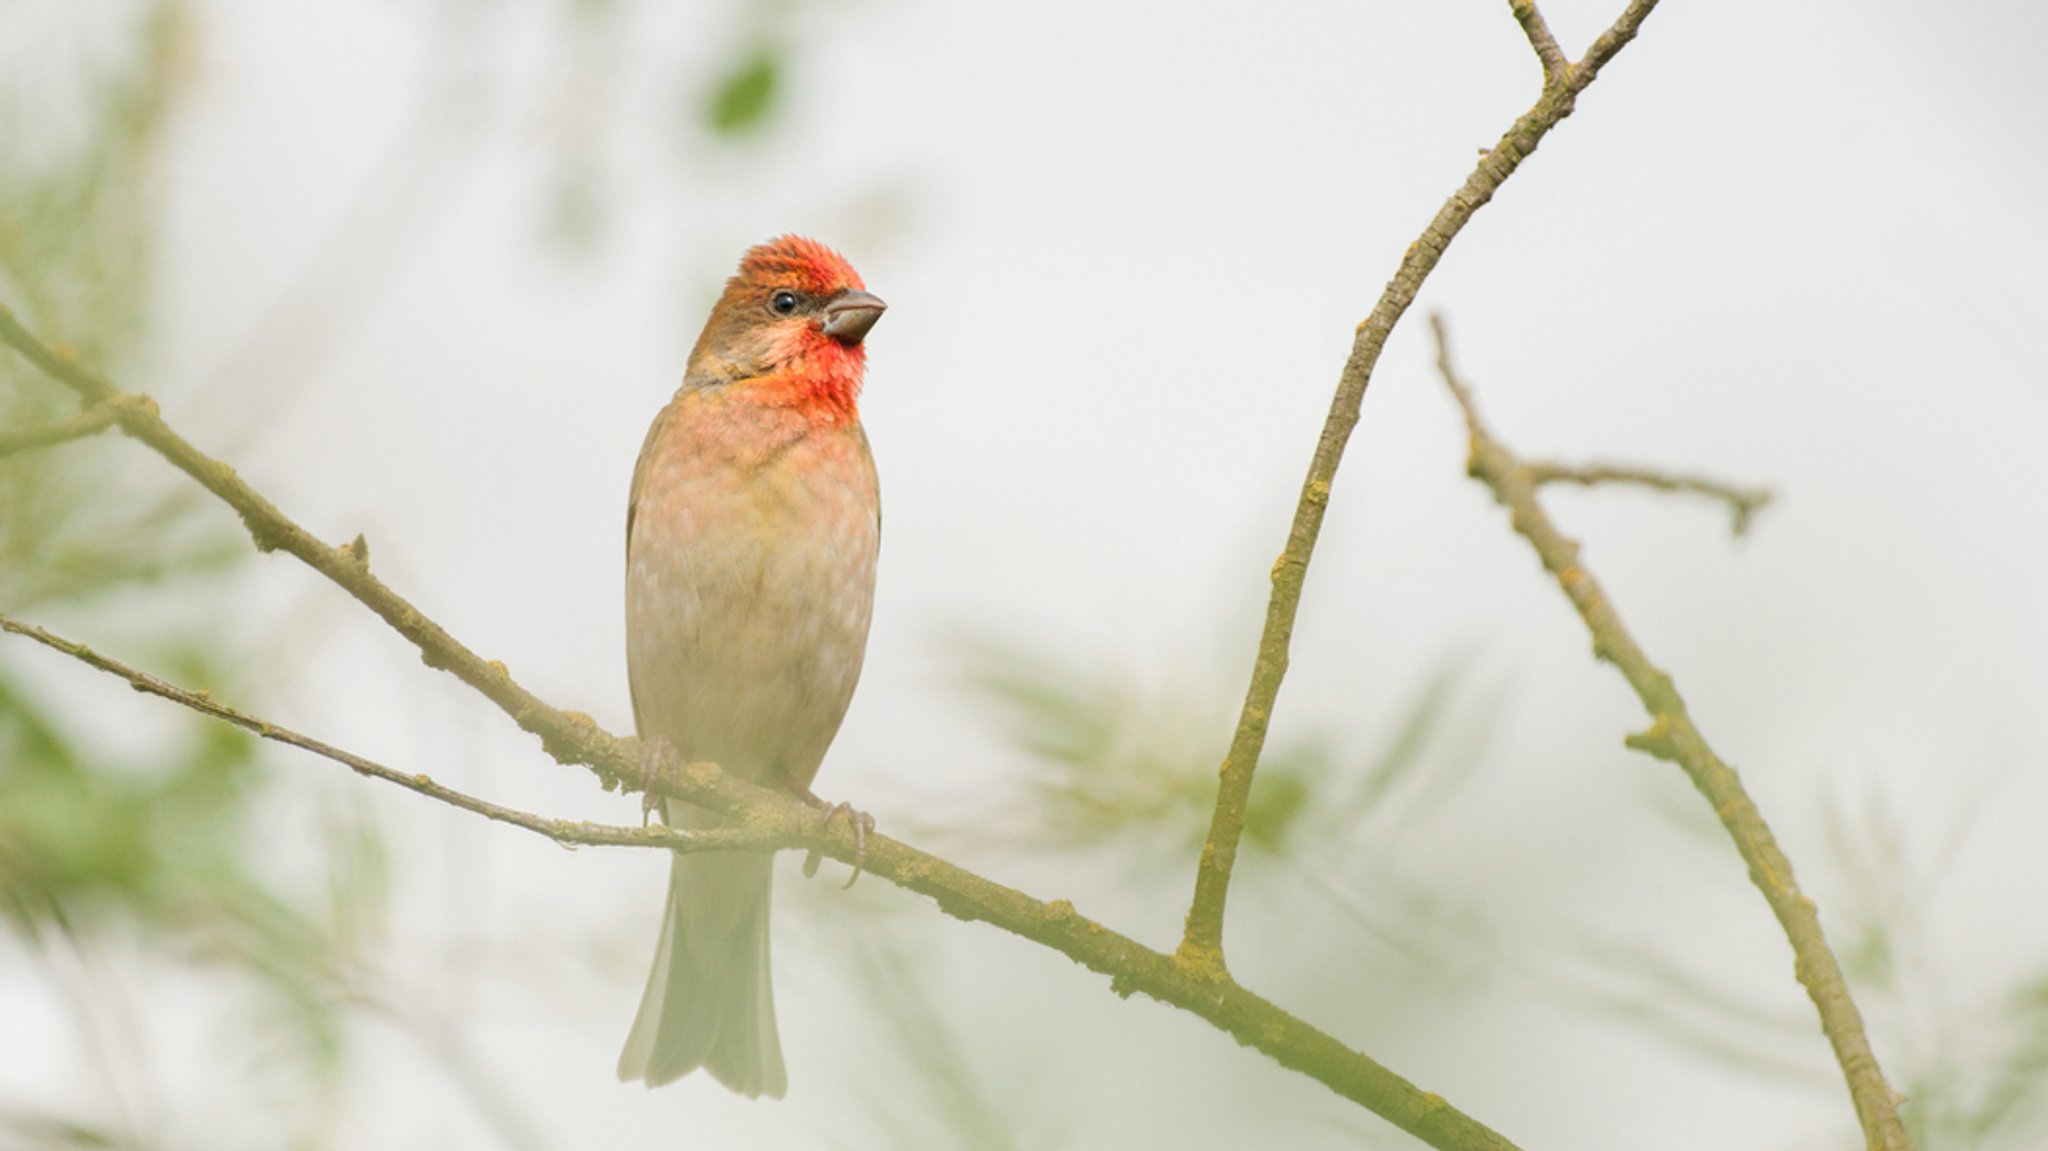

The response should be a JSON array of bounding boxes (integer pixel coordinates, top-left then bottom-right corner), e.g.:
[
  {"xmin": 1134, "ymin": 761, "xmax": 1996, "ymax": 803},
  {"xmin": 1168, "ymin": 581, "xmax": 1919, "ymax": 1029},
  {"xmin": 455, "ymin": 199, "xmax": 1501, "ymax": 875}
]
[
  {"xmin": 738, "ymin": 234, "xmax": 866, "ymax": 297},
  {"xmin": 686, "ymin": 235, "xmax": 885, "ymax": 423}
]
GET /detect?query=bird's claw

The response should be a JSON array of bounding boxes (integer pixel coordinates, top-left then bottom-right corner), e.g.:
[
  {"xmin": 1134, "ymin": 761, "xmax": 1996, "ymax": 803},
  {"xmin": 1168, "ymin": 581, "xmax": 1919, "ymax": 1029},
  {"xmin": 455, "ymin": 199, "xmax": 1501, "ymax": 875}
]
[
  {"xmin": 800, "ymin": 795, "xmax": 875, "ymax": 888},
  {"xmin": 634, "ymin": 735, "xmax": 684, "ymax": 826}
]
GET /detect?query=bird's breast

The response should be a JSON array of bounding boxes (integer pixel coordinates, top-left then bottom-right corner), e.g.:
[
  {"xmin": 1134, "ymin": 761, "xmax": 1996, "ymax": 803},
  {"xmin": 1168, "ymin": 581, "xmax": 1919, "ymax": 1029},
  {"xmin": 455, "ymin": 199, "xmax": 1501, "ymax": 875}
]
[{"xmin": 624, "ymin": 393, "xmax": 880, "ymax": 790}]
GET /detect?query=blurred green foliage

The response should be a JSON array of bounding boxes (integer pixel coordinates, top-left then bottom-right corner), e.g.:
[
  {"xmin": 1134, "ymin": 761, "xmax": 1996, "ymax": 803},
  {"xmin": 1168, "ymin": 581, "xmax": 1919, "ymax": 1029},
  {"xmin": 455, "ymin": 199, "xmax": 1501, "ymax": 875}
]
[
  {"xmin": 835, "ymin": 925, "xmax": 1044, "ymax": 1151},
  {"xmin": 0, "ymin": 646, "xmax": 259, "ymax": 926},
  {"xmin": 0, "ymin": 0, "xmax": 244, "ymax": 923},
  {"xmin": 0, "ymin": 6, "xmax": 391, "ymax": 1145},
  {"xmin": 547, "ymin": 0, "xmax": 804, "ymax": 248},
  {"xmin": 940, "ymin": 634, "xmax": 1505, "ymax": 1013},
  {"xmin": 706, "ymin": 47, "xmax": 784, "ymax": 138},
  {"xmin": 0, "ymin": 1, "xmax": 242, "ymax": 610},
  {"xmin": 952, "ymin": 637, "xmax": 1496, "ymax": 875},
  {"xmin": 1570, "ymin": 777, "xmax": 2048, "ymax": 1149},
  {"xmin": 952, "ymin": 638, "xmax": 1319, "ymax": 863},
  {"xmin": 697, "ymin": 1, "xmax": 802, "ymax": 140}
]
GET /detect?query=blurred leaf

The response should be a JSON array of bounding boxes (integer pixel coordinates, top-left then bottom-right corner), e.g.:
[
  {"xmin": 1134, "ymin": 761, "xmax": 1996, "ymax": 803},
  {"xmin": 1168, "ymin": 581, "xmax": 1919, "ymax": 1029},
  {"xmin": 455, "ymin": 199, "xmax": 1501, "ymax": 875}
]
[
  {"xmin": 0, "ymin": 0, "xmax": 235, "ymax": 616},
  {"xmin": 1961, "ymin": 973, "xmax": 2048, "ymax": 1140},
  {"xmin": 0, "ymin": 645, "xmax": 261, "ymax": 925},
  {"xmin": 704, "ymin": 47, "xmax": 782, "ymax": 137},
  {"xmin": 0, "ymin": 0, "xmax": 191, "ymax": 353},
  {"xmin": 1317, "ymin": 658, "xmax": 1502, "ymax": 858},
  {"xmin": 1342, "ymin": 663, "xmax": 1473, "ymax": 818},
  {"xmin": 952, "ymin": 637, "xmax": 1505, "ymax": 874},
  {"xmin": 1563, "ymin": 939, "xmax": 1826, "ymax": 1084},
  {"xmin": 952, "ymin": 636, "xmax": 1320, "ymax": 863},
  {"xmin": 1819, "ymin": 783, "xmax": 1921, "ymax": 994},
  {"xmin": 826, "ymin": 922, "xmax": 1058, "ymax": 1151},
  {"xmin": 320, "ymin": 795, "xmax": 391, "ymax": 954}
]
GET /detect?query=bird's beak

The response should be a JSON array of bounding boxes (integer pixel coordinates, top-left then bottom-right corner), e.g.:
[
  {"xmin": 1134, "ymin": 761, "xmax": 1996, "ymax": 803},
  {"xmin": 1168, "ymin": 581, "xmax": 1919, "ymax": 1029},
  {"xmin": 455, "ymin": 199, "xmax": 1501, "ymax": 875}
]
[{"xmin": 821, "ymin": 289, "xmax": 887, "ymax": 345}]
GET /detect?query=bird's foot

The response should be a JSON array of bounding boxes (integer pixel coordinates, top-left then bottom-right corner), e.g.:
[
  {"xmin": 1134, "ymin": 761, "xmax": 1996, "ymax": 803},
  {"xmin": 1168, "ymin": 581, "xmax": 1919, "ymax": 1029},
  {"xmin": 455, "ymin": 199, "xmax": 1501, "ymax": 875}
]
[
  {"xmin": 800, "ymin": 792, "xmax": 875, "ymax": 888},
  {"xmin": 632, "ymin": 735, "xmax": 684, "ymax": 826}
]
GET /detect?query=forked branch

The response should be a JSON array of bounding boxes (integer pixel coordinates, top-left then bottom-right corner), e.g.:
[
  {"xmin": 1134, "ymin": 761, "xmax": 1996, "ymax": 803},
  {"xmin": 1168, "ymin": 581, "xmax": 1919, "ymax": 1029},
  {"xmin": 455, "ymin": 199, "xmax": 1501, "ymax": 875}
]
[
  {"xmin": 1182, "ymin": 0, "xmax": 1668, "ymax": 967},
  {"xmin": 1429, "ymin": 314, "xmax": 1911, "ymax": 1151}
]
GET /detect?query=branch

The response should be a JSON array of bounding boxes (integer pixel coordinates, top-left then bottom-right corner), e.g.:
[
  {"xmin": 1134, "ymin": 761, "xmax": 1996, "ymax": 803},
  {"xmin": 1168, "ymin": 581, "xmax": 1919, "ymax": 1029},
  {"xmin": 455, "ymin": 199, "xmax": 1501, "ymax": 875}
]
[
  {"xmin": 1524, "ymin": 460, "xmax": 1772, "ymax": 536},
  {"xmin": 0, "ymin": 302, "xmax": 626, "ymax": 784},
  {"xmin": 1428, "ymin": 315, "xmax": 1913, "ymax": 1151},
  {"xmin": 0, "ymin": 310, "xmax": 1527, "ymax": 1151},
  {"xmin": 0, "ymin": 403, "xmax": 119, "ymax": 457},
  {"xmin": 1507, "ymin": 0, "xmax": 1571, "ymax": 87},
  {"xmin": 1182, "ymin": 0, "xmax": 1668, "ymax": 966},
  {"xmin": 0, "ymin": 613, "xmax": 787, "ymax": 856}
]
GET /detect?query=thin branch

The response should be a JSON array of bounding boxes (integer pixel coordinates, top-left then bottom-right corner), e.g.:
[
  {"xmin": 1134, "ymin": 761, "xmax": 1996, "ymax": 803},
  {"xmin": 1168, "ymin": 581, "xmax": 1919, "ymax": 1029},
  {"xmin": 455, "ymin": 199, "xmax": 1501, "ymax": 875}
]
[
  {"xmin": 0, "ymin": 302, "xmax": 626, "ymax": 783},
  {"xmin": 1507, "ymin": 0, "xmax": 1571, "ymax": 87},
  {"xmin": 1576, "ymin": 0, "xmax": 1662, "ymax": 88},
  {"xmin": 0, "ymin": 317, "xmax": 1525, "ymax": 1151},
  {"xmin": 1524, "ymin": 460, "xmax": 1772, "ymax": 536},
  {"xmin": 0, "ymin": 613, "xmax": 787, "ymax": 857},
  {"xmin": 1428, "ymin": 315, "xmax": 1913, "ymax": 1151},
  {"xmin": 0, "ymin": 403, "xmax": 119, "ymax": 457},
  {"xmin": 1182, "ymin": 0, "xmax": 1667, "ymax": 967}
]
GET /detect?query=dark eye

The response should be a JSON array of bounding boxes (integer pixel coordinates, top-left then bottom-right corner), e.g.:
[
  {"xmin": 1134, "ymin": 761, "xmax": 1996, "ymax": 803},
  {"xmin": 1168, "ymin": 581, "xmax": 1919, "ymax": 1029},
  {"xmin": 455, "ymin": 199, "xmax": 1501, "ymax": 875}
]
[{"xmin": 769, "ymin": 290, "xmax": 801, "ymax": 315}]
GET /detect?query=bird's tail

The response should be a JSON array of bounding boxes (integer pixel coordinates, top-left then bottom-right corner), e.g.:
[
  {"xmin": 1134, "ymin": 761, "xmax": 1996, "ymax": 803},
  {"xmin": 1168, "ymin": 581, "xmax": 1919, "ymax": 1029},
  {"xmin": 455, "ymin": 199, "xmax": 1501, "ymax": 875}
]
[{"xmin": 617, "ymin": 805, "xmax": 785, "ymax": 1098}]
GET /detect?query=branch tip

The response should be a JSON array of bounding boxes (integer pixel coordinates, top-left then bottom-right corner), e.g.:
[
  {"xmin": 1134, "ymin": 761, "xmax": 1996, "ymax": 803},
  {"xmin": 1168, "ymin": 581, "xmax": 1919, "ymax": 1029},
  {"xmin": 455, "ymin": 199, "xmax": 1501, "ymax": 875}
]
[
  {"xmin": 1623, "ymin": 718, "xmax": 1680, "ymax": 762},
  {"xmin": 1508, "ymin": 0, "xmax": 1571, "ymax": 86},
  {"xmin": 0, "ymin": 403, "xmax": 120, "ymax": 457}
]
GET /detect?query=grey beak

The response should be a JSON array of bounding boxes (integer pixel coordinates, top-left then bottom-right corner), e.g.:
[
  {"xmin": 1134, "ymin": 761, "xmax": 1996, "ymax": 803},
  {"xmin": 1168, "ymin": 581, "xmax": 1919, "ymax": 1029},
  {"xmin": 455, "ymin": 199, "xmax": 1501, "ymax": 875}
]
[{"xmin": 821, "ymin": 289, "xmax": 887, "ymax": 345}]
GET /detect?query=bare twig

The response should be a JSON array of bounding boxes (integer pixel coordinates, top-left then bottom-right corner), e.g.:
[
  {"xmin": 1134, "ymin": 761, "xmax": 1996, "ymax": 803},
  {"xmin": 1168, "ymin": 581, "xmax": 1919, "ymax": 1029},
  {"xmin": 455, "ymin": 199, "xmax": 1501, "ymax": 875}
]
[
  {"xmin": 1579, "ymin": 0, "xmax": 1661, "ymax": 82},
  {"xmin": 0, "ymin": 315, "xmax": 1525, "ymax": 1151},
  {"xmin": 1428, "ymin": 315, "xmax": 1913, "ymax": 1151},
  {"xmin": 1508, "ymin": 0, "xmax": 1571, "ymax": 87},
  {"xmin": 1525, "ymin": 460, "xmax": 1772, "ymax": 536},
  {"xmin": 0, "ymin": 403, "xmax": 119, "ymax": 457},
  {"xmin": 0, "ymin": 613, "xmax": 788, "ymax": 857},
  {"xmin": 1183, "ymin": 0, "xmax": 1668, "ymax": 969},
  {"xmin": 0, "ymin": 302, "xmax": 628, "ymax": 783}
]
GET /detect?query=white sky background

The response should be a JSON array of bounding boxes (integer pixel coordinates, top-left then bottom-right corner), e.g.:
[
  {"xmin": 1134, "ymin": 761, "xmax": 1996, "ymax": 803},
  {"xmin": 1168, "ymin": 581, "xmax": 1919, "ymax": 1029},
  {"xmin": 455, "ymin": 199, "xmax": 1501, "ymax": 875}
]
[{"xmin": 8, "ymin": 0, "xmax": 2048, "ymax": 1148}]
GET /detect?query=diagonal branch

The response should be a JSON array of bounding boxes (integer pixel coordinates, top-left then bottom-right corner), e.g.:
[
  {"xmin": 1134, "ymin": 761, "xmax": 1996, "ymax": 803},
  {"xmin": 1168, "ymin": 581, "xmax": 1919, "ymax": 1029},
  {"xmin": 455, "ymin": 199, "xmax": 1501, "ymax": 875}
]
[
  {"xmin": 0, "ymin": 612, "xmax": 789, "ymax": 857},
  {"xmin": 0, "ymin": 310, "xmax": 1527, "ymax": 1151},
  {"xmin": 1428, "ymin": 315, "xmax": 1913, "ymax": 1151},
  {"xmin": 1181, "ymin": 0, "xmax": 1668, "ymax": 969},
  {"xmin": 0, "ymin": 403, "xmax": 119, "ymax": 457},
  {"xmin": 1525, "ymin": 460, "xmax": 1772, "ymax": 536},
  {"xmin": 0, "ymin": 302, "xmax": 626, "ymax": 784}
]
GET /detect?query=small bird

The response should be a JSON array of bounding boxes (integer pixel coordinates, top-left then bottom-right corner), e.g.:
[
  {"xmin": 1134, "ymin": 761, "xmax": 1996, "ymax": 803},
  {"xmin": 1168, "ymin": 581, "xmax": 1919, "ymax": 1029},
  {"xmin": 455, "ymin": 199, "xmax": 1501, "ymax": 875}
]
[{"xmin": 617, "ymin": 236, "xmax": 885, "ymax": 1097}]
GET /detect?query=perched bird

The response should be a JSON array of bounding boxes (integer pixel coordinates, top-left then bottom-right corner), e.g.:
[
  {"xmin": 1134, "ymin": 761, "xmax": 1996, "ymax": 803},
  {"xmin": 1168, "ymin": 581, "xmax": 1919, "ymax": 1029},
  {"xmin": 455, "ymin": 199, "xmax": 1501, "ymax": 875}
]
[{"xmin": 617, "ymin": 236, "xmax": 886, "ymax": 1098}]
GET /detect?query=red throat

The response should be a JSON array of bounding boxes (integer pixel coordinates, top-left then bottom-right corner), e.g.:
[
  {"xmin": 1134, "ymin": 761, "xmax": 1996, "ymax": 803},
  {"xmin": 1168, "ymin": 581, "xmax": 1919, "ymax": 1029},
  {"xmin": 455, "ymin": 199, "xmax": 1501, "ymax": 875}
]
[{"xmin": 759, "ymin": 325, "xmax": 866, "ymax": 423}]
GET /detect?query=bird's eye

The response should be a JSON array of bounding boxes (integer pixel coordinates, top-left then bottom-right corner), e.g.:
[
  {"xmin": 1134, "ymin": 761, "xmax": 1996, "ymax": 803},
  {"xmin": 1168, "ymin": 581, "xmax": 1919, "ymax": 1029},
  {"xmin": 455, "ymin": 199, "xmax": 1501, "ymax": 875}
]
[{"xmin": 769, "ymin": 290, "xmax": 801, "ymax": 315}]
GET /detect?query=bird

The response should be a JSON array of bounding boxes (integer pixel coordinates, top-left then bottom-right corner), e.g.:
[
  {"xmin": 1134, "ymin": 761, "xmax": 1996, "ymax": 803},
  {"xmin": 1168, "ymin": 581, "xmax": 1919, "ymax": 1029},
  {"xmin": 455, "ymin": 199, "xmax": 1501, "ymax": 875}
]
[{"xmin": 616, "ymin": 235, "xmax": 886, "ymax": 1098}]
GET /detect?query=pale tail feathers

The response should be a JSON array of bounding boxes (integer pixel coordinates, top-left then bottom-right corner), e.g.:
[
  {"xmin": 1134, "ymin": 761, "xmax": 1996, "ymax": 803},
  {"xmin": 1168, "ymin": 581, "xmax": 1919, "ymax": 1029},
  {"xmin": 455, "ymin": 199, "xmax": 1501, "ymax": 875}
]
[{"xmin": 617, "ymin": 846, "xmax": 786, "ymax": 1098}]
